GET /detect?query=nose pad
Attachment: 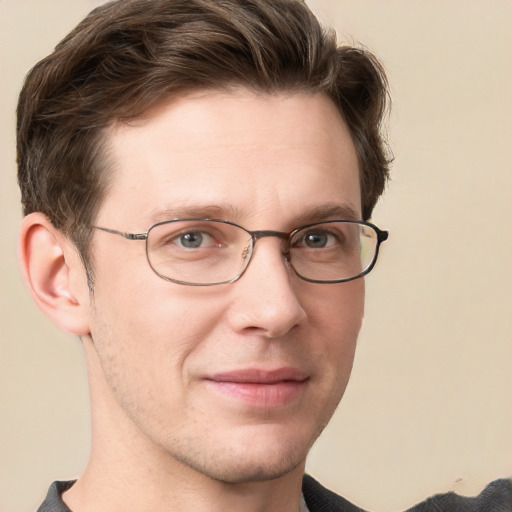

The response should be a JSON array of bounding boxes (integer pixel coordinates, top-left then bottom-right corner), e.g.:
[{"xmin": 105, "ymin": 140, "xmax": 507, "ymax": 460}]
[
  {"xmin": 236, "ymin": 241, "xmax": 254, "ymax": 278},
  {"xmin": 281, "ymin": 245, "xmax": 292, "ymax": 266},
  {"xmin": 228, "ymin": 238, "xmax": 306, "ymax": 338},
  {"xmin": 241, "ymin": 242, "xmax": 251, "ymax": 261},
  {"xmin": 238, "ymin": 236, "xmax": 292, "ymax": 281}
]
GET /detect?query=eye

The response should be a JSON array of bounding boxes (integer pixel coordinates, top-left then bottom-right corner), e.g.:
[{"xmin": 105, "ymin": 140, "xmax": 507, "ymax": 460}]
[
  {"xmin": 173, "ymin": 230, "xmax": 217, "ymax": 249},
  {"xmin": 296, "ymin": 229, "xmax": 338, "ymax": 249},
  {"xmin": 178, "ymin": 231, "xmax": 204, "ymax": 248},
  {"xmin": 303, "ymin": 231, "xmax": 330, "ymax": 248},
  {"xmin": 149, "ymin": 221, "xmax": 239, "ymax": 256}
]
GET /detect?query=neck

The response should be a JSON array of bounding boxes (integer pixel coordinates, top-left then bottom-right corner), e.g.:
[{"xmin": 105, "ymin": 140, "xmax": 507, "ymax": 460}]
[
  {"xmin": 66, "ymin": 462, "xmax": 305, "ymax": 512},
  {"xmin": 64, "ymin": 338, "xmax": 305, "ymax": 512}
]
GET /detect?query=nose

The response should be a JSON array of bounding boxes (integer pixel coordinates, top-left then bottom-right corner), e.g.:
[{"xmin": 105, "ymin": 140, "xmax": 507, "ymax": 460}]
[{"xmin": 226, "ymin": 238, "xmax": 307, "ymax": 338}]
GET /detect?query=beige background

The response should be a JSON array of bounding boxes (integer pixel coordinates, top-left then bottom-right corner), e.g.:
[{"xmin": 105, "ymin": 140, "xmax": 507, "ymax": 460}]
[{"xmin": 1, "ymin": 1, "xmax": 511, "ymax": 511}]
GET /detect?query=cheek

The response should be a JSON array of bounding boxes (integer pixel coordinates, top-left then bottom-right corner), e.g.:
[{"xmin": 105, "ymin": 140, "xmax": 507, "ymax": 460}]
[
  {"xmin": 87, "ymin": 284, "xmax": 230, "ymax": 425},
  {"xmin": 91, "ymin": 269, "xmax": 239, "ymax": 390},
  {"xmin": 306, "ymin": 279, "xmax": 364, "ymax": 341},
  {"xmin": 305, "ymin": 280, "xmax": 364, "ymax": 387},
  {"xmin": 91, "ymin": 281, "xmax": 228, "ymax": 362}
]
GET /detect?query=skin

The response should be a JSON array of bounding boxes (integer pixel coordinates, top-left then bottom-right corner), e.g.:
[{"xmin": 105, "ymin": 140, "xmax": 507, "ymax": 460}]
[{"xmin": 21, "ymin": 89, "xmax": 365, "ymax": 512}]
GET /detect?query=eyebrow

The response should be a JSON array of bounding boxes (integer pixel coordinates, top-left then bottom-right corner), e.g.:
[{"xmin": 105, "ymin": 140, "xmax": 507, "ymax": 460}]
[
  {"xmin": 292, "ymin": 204, "xmax": 361, "ymax": 225},
  {"xmin": 148, "ymin": 204, "xmax": 244, "ymax": 224},
  {"xmin": 148, "ymin": 202, "xmax": 361, "ymax": 227}
]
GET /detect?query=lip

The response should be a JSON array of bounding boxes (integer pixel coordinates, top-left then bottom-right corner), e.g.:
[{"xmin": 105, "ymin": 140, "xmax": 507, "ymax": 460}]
[{"xmin": 204, "ymin": 367, "xmax": 309, "ymax": 408}]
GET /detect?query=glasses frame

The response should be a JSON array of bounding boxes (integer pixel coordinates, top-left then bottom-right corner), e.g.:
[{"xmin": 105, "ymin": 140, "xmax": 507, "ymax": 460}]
[{"xmin": 94, "ymin": 218, "xmax": 389, "ymax": 286}]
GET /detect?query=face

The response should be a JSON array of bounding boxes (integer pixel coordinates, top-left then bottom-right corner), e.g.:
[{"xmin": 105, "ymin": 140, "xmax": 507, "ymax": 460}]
[{"xmin": 86, "ymin": 89, "xmax": 364, "ymax": 483}]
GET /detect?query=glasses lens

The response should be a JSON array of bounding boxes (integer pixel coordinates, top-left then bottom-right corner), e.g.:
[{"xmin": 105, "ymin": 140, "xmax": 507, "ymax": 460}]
[
  {"xmin": 147, "ymin": 220, "xmax": 251, "ymax": 285},
  {"xmin": 290, "ymin": 221, "xmax": 378, "ymax": 282}
]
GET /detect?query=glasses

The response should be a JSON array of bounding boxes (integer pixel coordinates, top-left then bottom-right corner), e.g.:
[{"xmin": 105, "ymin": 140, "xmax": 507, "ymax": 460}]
[{"xmin": 94, "ymin": 218, "xmax": 388, "ymax": 286}]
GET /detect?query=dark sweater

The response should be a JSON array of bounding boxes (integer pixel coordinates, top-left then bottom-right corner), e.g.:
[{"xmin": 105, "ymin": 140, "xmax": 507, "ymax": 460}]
[{"xmin": 36, "ymin": 475, "xmax": 512, "ymax": 512}]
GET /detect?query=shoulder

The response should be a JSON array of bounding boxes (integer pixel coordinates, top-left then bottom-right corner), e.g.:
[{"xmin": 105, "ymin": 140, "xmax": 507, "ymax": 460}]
[
  {"xmin": 406, "ymin": 478, "xmax": 512, "ymax": 512},
  {"xmin": 302, "ymin": 474, "xmax": 367, "ymax": 512},
  {"xmin": 37, "ymin": 481, "xmax": 75, "ymax": 512}
]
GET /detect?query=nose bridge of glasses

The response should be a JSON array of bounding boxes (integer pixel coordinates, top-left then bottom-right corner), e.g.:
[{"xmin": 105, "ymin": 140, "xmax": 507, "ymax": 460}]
[
  {"xmin": 238, "ymin": 230, "xmax": 292, "ymax": 282},
  {"xmin": 250, "ymin": 230, "xmax": 290, "ymax": 255},
  {"xmin": 239, "ymin": 230, "xmax": 291, "ymax": 271},
  {"xmin": 251, "ymin": 230, "xmax": 289, "ymax": 241}
]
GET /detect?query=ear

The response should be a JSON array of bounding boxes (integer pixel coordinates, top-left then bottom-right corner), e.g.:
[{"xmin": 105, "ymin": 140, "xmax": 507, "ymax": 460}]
[{"xmin": 18, "ymin": 212, "xmax": 91, "ymax": 336}]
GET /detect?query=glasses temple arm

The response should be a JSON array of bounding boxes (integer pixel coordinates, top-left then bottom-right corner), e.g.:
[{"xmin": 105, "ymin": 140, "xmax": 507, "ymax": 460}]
[{"xmin": 93, "ymin": 226, "xmax": 148, "ymax": 240}]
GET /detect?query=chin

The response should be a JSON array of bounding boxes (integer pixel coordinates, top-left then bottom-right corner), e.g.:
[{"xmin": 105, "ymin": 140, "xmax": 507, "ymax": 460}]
[
  {"xmin": 218, "ymin": 459, "xmax": 305, "ymax": 484},
  {"xmin": 197, "ymin": 451, "xmax": 306, "ymax": 485},
  {"xmin": 171, "ymin": 423, "xmax": 319, "ymax": 485}
]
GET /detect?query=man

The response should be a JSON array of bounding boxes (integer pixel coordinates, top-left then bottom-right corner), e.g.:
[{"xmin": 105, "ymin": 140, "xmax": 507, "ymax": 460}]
[{"xmin": 15, "ymin": 1, "xmax": 512, "ymax": 511}]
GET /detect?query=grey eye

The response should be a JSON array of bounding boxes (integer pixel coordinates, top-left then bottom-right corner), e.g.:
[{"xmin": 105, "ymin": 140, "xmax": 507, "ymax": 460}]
[
  {"xmin": 303, "ymin": 231, "xmax": 329, "ymax": 248},
  {"xmin": 179, "ymin": 232, "xmax": 204, "ymax": 248}
]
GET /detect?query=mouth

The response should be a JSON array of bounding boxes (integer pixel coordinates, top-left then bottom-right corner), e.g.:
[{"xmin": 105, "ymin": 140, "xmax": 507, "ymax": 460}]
[{"xmin": 204, "ymin": 368, "xmax": 309, "ymax": 408}]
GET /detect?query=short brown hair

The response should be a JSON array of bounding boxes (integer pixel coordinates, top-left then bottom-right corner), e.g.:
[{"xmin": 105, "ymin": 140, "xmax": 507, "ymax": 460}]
[{"xmin": 17, "ymin": 0, "xmax": 391, "ymax": 272}]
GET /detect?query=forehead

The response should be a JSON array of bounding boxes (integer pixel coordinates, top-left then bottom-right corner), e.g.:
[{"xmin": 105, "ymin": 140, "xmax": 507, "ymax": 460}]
[{"xmin": 101, "ymin": 89, "xmax": 361, "ymax": 228}]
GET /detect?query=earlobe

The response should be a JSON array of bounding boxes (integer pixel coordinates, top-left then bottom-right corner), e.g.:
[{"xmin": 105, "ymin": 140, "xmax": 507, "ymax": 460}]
[{"xmin": 18, "ymin": 212, "xmax": 91, "ymax": 336}]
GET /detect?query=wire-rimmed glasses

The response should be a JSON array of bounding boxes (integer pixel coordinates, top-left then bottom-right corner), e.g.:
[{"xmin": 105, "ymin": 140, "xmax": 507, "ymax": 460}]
[{"xmin": 94, "ymin": 218, "xmax": 388, "ymax": 286}]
